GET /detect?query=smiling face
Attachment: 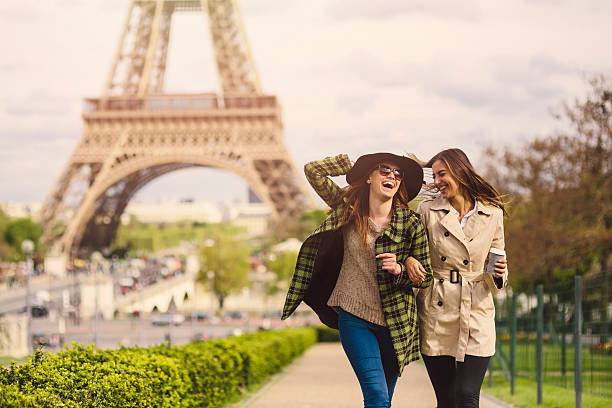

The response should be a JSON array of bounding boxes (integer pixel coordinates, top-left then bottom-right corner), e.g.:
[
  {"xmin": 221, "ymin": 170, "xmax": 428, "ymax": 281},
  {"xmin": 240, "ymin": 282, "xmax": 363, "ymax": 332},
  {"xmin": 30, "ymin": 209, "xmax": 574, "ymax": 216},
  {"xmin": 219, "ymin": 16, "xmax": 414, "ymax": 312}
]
[
  {"xmin": 367, "ymin": 162, "xmax": 402, "ymax": 200},
  {"xmin": 432, "ymin": 159, "xmax": 460, "ymax": 200}
]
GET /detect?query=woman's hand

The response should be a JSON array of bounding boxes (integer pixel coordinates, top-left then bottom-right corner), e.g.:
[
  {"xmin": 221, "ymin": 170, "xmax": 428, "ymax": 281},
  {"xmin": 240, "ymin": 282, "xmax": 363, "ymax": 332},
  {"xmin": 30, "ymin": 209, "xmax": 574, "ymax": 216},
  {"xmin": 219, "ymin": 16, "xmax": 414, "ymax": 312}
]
[
  {"xmin": 405, "ymin": 256, "xmax": 426, "ymax": 284},
  {"xmin": 376, "ymin": 253, "xmax": 401, "ymax": 276},
  {"xmin": 494, "ymin": 258, "xmax": 507, "ymax": 278},
  {"xmin": 404, "ymin": 152, "xmax": 427, "ymax": 168}
]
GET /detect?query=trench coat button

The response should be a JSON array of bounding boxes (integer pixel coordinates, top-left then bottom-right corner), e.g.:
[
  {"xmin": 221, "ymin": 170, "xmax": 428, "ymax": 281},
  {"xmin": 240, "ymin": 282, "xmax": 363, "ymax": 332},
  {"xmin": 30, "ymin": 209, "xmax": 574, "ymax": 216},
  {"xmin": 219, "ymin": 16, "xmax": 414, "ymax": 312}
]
[
  {"xmin": 441, "ymin": 256, "xmax": 447, "ymax": 261},
  {"xmin": 444, "ymin": 231, "xmax": 450, "ymax": 237},
  {"xmin": 437, "ymin": 301, "xmax": 443, "ymax": 306},
  {"xmin": 439, "ymin": 278, "xmax": 444, "ymax": 283},
  {"xmin": 463, "ymin": 259, "xmax": 469, "ymax": 265}
]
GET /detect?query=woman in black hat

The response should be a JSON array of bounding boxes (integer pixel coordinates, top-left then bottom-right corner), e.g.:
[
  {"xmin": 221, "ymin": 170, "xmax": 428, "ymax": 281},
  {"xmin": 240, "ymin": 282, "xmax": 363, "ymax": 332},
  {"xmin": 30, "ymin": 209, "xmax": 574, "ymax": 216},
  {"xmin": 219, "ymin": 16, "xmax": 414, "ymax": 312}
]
[{"xmin": 282, "ymin": 153, "xmax": 433, "ymax": 408}]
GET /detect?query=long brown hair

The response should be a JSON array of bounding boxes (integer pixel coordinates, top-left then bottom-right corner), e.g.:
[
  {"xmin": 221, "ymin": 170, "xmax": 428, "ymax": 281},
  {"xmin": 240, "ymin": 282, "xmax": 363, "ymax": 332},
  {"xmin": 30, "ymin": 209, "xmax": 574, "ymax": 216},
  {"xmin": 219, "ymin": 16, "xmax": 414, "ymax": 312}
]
[
  {"xmin": 426, "ymin": 148, "xmax": 506, "ymax": 213},
  {"xmin": 331, "ymin": 165, "xmax": 412, "ymax": 247}
]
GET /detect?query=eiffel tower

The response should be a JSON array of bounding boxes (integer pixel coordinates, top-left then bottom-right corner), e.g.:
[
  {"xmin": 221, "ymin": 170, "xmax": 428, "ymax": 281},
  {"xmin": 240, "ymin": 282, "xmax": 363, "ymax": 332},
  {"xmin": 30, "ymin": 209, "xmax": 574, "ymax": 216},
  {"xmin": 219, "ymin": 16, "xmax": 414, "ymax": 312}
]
[{"xmin": 39, "ymin": 0, "xmax": 313, "ymax": 259}]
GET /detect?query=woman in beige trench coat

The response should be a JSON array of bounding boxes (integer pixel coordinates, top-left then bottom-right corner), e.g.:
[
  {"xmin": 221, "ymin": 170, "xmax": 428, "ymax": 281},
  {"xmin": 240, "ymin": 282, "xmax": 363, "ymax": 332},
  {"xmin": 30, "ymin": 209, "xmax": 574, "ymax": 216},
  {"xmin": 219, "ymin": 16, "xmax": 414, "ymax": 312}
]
[{"xmin": 404, "ymin": 148, "xmax": 508, "ymax": 408}]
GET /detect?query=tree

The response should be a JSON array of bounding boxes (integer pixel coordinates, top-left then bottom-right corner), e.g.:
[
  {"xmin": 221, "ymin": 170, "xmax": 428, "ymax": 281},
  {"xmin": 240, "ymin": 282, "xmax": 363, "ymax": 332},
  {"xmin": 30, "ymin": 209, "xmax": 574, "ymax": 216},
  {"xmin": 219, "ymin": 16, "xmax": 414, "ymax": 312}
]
[
  {"xmin": 0, "ymin": 240, "xmax": 17, "ymax": 260},
  {"xmin": 560, "ymin": 75, "xmax": 612, "ymax": 278},
  {"xmin": 297, "ymin": 209, "xmax": 328, "ymax": 238},
  {"xmin": 482, "ymin": 74, "xmax": 612, "ymax": 289},
  {"xmin": 0, "ymin": 208, "xmax": 9, "ymax": 233},
  {"xmin": 259, "ymin": 209, "xmax": 325, "ymax": 293},
  {"xmin": 266, "ymin": 250, "xmax": 298, "ymax": 295},
  {"xmin": 0, "ymin": 209, "xmax": 18, "ymax": 260},
  {"xmin": 198, "ymin": 230, "xmax": 251, "ymax": 310},
  {"xmin": 3, "ymin": 217, "xmax": 43, "ymax": 259},
  {"xmin": 267, "ymin": 208, "xmax": 328, "ymax": 242}
]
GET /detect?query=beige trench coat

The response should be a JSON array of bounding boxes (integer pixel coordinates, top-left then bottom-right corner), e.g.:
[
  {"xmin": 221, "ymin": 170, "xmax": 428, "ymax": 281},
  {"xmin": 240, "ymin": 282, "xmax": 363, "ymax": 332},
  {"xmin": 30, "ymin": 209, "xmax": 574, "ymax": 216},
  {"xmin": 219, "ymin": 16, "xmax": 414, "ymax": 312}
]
[{"xmin": 416, "ymin": 195, "xmax": 508, "ymax": 362}]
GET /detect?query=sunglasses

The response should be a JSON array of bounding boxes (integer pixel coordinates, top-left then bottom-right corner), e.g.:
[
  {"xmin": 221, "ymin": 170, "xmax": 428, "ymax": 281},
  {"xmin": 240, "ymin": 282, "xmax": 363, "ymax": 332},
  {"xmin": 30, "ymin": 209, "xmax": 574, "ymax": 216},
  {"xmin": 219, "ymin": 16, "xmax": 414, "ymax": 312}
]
[{"xmin": 377, "ymin": 165, "xmax": 403, "ymax": 180}]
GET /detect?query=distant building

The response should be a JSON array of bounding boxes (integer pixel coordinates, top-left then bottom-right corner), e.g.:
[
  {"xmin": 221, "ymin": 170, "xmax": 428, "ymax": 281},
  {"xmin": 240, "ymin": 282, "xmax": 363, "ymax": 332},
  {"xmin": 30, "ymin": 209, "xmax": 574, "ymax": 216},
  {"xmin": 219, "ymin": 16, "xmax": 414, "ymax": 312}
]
[
  {"xmin": 272, "ymin": 238, "xmax": 302, "ymax": 253},
  {"xmin": 122, "ymin": 200, "xmax": 223, "ymax": 224},
  {"xmin": 223, "ymin": 202, "xmax": 271, "ymax": 237},
  {"xmin": 0, "ymin": 202, "xmax": 41, "ymax": 220},
  {"xmin": 122, "ymin": 199, "xmax": 272, "ymax": 237}
]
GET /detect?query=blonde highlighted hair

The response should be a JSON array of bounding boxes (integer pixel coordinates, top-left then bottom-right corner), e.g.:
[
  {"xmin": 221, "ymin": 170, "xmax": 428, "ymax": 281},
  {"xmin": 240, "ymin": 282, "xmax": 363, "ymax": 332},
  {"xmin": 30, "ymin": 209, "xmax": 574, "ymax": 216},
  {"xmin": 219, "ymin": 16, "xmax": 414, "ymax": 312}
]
[{"xmin": 427, "ymin": 148, "xmax": 506, "ymax": 213}]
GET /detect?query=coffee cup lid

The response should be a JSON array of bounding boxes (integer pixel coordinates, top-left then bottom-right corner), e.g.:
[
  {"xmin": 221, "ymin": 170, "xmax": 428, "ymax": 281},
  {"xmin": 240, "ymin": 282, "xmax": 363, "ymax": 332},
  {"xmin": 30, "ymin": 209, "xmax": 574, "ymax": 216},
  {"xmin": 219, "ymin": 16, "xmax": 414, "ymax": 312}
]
[{"xmin": 490, "ymin": 248, "xmax": 506, "ymax": 256}]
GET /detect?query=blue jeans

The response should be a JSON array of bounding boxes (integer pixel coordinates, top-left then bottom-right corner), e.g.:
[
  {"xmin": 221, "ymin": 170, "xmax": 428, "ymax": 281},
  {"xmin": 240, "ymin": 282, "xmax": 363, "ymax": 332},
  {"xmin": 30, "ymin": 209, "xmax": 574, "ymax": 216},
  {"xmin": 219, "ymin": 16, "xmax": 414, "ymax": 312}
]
[{"xmin": 338, "ymin": 309, "xmax": 399, "ymax": 408}]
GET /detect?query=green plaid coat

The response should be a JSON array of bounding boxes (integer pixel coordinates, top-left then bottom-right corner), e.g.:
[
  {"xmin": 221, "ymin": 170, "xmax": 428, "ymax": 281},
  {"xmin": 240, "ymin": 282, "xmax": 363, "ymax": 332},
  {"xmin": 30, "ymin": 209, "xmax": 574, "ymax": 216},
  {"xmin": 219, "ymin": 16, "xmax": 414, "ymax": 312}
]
[{"xmin": 281, "ymin": 154, "xmax": 433, "ymax": 374}]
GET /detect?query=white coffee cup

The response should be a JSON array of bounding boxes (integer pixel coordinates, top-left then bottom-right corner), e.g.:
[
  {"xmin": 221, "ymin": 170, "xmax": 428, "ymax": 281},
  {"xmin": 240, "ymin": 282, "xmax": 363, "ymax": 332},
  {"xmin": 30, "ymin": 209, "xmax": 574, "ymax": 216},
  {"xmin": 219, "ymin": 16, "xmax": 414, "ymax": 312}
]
[{"xmin": 487, "ymin": 248, "xmax": 506, "ymax": 274}]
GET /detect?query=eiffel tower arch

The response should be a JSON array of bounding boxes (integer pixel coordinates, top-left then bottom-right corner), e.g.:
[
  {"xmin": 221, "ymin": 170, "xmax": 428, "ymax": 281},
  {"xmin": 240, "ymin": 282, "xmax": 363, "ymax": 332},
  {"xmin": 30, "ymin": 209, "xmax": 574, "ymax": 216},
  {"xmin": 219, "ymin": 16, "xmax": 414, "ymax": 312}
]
[{"xmin": 39, "ymin": 0, "xmax": 313, "ymax": 259}]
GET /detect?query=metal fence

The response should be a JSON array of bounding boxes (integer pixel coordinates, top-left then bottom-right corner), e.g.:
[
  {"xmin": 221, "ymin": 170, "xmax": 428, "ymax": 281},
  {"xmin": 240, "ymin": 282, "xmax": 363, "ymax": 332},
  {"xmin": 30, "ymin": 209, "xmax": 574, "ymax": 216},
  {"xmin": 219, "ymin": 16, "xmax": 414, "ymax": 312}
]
[{"xmin": 491, "ymin": 271, "xmax": 611, "ymax": 406}]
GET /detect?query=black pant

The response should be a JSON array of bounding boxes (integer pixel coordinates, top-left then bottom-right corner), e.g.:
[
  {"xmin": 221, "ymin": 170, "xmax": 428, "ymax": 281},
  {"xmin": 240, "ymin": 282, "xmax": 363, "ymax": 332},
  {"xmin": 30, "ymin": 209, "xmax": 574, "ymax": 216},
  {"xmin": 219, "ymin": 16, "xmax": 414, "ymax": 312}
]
[{"xmin": 422, "ymin": 354, "xmax": 490, "ymax": 408}]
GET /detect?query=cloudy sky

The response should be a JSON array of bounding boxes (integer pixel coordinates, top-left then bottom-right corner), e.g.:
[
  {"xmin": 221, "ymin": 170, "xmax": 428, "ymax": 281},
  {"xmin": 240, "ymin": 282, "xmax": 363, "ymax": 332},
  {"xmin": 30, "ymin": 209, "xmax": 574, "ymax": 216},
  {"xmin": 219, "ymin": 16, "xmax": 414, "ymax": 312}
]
[{"xmin": 1, "ymin": 0, "xmax": 611, "ymax": 206}]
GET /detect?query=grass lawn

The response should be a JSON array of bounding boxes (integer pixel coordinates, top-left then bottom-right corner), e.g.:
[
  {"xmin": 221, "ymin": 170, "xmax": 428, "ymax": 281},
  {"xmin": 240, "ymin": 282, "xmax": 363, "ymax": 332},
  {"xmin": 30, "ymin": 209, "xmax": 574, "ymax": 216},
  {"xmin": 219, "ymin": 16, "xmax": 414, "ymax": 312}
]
[
  {"xmin": 493, "ymin": 341, "xmax": 612, "ymax": 398},
  {"xmin": 0, "ymin": 356, "xmax": 26, "ymax": 367},
  {"xmin": 497, "ymin": 341, "xmax": 612, "ymax": 372},
  {"xmin": 483, "ymin": 373, "xmax": 611, "ymax": 408}
]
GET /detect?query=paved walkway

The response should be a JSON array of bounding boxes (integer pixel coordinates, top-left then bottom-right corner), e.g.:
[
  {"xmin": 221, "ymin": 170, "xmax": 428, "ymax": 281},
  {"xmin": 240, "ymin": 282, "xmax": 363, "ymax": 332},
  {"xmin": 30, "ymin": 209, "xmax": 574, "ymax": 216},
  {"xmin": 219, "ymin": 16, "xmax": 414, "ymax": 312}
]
[{"xmin": 242, "ymin": 343, "xmax": 512, "ymax": 408}]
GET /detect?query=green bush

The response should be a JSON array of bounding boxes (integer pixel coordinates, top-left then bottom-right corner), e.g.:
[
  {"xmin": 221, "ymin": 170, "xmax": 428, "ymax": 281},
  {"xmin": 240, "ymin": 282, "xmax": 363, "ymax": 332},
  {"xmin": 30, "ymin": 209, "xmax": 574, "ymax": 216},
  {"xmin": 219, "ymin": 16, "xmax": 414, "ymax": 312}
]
[
  {"xmin": 316, "ymin": 325, "xmax": 340, "ymax": 342},
  {"xmin": 0, "ymin": 328, "xmax": 316, "ymax": 408}
]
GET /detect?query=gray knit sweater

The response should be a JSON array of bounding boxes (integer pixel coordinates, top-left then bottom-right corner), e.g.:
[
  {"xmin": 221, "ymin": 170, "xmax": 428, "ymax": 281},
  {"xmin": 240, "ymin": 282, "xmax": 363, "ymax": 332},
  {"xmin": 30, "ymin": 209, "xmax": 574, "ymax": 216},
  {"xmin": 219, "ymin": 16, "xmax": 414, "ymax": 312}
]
[{"xmin": 327, "ymin": 219, "xmax": 386, "ymax": 326}]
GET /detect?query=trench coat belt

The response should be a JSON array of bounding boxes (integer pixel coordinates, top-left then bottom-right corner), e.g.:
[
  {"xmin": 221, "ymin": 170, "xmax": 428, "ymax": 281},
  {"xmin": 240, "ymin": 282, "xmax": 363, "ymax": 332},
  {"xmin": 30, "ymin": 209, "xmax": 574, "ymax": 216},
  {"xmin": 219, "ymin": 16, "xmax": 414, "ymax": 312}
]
[{"xmin": 432, "ymin": 269, "xmax": 485, "ymax": 284}]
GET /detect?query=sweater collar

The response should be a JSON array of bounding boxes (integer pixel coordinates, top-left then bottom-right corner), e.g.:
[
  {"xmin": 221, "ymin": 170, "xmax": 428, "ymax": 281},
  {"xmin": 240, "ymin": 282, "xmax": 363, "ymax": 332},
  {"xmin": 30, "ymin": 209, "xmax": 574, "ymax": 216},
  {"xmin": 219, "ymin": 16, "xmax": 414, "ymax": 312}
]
[{"xmin": 312, "ymin": 204, "xmax": 407, "ymax": 243}]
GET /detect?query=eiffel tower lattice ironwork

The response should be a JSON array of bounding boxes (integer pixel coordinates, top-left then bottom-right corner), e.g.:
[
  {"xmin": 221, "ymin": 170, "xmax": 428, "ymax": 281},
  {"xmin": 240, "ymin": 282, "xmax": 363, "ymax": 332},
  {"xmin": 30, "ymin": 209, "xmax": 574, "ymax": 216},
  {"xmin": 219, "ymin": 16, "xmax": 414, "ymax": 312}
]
[{"xmin": 39, "ymin": 0, "xmax": 313, "ymax": 258}]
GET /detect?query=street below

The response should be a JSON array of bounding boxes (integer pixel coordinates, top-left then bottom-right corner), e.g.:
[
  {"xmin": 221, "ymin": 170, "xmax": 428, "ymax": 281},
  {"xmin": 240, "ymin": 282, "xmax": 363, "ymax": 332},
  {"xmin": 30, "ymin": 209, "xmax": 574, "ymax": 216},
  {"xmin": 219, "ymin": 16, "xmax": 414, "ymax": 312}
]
[{"xmin": 28, "ymin": 316, "xmax": 287, "ymax": 351}]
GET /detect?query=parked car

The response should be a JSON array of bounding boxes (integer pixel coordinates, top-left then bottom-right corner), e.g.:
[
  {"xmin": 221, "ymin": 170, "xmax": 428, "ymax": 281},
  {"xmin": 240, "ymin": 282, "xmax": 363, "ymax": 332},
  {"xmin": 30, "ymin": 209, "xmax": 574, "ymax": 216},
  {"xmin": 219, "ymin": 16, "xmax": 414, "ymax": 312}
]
[
  {"xmin": 195, "ymin": 311, "xmax": 211, "ymax": 321},
  {"xmin": 31, "ymin": 305, "xmax": 49, "ymax": 318},
  {"xmin": 21, "ymin": 305, "xmax": 48, "ymax": 318},
  {"xmin": 31, "ymin": 333, "xmax": 62, "ymax": 348},
  {"xmin": 223, "ymin": 311, "xmax": 247, "ymax": 321},
  {"xmin": 262, "ymin": 310, "xmax": 282, "ymax": 320},
  {"xmin": 151, "ymin": 313, "xmax": 185, "ymax": 326},
  {"xmin": 185, "ymin": 311, "xmax": 211, "ymax": 322},
  {"xmin": 192, "ymin": 332, "xmax": 209, "ymax": 342}
]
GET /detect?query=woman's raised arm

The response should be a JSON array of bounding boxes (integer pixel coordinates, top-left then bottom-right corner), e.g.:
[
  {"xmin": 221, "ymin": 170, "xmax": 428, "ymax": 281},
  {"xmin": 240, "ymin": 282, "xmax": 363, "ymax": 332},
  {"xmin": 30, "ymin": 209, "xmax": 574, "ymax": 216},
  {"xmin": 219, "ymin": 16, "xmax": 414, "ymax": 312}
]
[{"xmin": 304, "ymin": 154, "xmax": 353, "ymax": 208}]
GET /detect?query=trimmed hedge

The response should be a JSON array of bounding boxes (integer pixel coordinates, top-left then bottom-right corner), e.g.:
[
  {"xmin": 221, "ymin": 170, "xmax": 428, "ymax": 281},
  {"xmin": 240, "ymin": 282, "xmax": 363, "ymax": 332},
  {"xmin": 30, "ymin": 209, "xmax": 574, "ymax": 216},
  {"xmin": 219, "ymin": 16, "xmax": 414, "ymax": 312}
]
[
  {"xmin": 316, "ymin": 326, "xmax": 340, "ymax": 342},
  {"xmin": 0, "ymin": 327, "xmax": 317, "ymax": 408}
]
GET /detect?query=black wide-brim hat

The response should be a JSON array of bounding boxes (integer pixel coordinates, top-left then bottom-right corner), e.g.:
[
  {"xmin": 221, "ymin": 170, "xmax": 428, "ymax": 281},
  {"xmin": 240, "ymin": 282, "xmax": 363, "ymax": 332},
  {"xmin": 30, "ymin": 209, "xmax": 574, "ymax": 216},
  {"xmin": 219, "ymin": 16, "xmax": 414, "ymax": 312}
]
[{"xmin": 346, "ymin": 153, "xmax": 423, "ymax": 202}]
